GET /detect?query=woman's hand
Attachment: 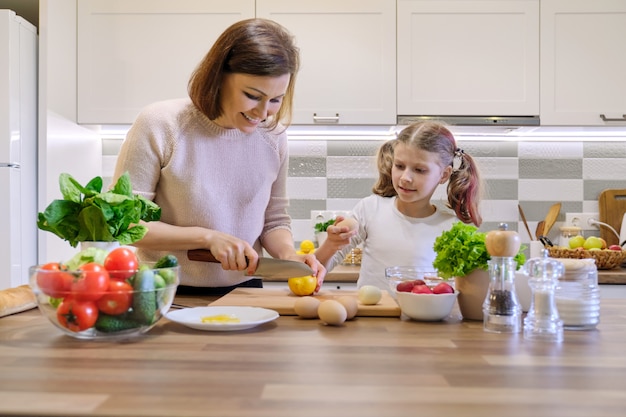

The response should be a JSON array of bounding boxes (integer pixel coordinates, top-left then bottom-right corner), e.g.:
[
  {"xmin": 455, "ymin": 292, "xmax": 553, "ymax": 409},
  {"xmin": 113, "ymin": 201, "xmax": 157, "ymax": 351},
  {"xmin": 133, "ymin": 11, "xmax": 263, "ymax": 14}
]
[
  {"xmin": 207, "ymin": 230, "xmax": 259, "ymax": 272},
  {"xmin": 284, "ymin": 252, "xmax": 326, "ymax": 293}
]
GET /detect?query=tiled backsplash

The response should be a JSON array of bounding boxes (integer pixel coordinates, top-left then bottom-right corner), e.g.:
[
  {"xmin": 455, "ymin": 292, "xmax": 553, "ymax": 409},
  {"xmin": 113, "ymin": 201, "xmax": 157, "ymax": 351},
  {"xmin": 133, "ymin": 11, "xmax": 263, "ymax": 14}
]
[{"xmin": 103, "ymin": 137, "xmax": 626, "ymax": 256}]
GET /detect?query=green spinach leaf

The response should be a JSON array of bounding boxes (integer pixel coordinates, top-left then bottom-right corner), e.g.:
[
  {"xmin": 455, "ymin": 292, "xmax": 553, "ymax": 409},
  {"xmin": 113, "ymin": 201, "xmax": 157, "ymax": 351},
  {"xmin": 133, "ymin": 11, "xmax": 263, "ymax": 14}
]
[{"xmin": 37, "ymin": 172, "xmax": 161, "ymax": 248}]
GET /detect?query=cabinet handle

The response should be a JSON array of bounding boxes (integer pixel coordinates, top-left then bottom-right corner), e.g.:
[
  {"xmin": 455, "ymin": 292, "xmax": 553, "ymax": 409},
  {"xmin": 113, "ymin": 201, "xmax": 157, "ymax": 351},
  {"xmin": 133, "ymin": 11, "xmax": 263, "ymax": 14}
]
[
  {"xmin": 313, "ymin": 113, "xmax": 339, "ymax": 124},
  {"xmin": 599, "ymin": 114, "xmax": 626, "ymax": 122}
]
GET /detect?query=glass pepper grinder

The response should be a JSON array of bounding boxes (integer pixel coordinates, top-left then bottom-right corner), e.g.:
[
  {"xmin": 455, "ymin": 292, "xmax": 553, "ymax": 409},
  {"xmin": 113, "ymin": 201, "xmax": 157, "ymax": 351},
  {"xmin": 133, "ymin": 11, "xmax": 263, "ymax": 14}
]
[
  {"xmin": 521, "ymin": 249, "xmax": 564, "ymax": 342},
  {"xmin": 483, "ymin": 223, "xmax": 522, "ymax": 333}
]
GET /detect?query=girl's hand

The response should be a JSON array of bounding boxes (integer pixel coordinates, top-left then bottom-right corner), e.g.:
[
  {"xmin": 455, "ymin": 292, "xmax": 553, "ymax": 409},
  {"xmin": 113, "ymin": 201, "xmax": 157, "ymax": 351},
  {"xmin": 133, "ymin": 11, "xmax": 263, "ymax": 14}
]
[{"xmin": 325, "ymin": 216, "xmax": 358, "ymax": 250}]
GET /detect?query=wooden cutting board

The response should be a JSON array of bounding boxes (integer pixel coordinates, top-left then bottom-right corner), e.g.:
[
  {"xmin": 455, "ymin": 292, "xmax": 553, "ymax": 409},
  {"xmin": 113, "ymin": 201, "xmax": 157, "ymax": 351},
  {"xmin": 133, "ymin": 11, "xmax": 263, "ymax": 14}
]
[
  {"xmin": 598, "ymin": 189, "xmax": 626, "ymax": 246},
  {"xmin": 209, "ymin": 287, "xmax": 401, "ymax": 317}
]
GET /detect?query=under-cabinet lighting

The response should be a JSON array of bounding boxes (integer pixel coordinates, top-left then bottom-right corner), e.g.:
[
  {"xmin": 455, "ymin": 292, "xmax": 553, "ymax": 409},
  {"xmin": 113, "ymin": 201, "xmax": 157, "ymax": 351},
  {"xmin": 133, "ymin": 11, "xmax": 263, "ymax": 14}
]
[{"xmin": 95, "ymin": 124, "xmax": 626, "ymax": 141}]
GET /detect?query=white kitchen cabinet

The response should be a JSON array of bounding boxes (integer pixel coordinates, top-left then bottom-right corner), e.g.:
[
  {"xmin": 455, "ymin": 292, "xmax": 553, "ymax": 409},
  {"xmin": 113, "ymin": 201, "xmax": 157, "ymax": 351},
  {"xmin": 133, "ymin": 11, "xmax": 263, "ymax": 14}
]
[
  {"xmin": 540, "ymin": 0, "xmax": 626, "ymax": 126},
  {"xmin": 256, "ymin": 0, "xmax": 396, "ymax": 125},
  {"xmin": 77, "ymin": 0, "xmax": 254, "ymax": 124},
  {"xmin": 397, "ymin": 0, "xmax": 539, "ymax": 118}
]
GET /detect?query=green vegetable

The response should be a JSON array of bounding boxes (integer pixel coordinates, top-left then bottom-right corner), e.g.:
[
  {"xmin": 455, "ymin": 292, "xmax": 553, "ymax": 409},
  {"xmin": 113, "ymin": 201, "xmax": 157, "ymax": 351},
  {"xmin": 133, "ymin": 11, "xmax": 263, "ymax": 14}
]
[
  {"xmin": 130, "ymin": 269, "xmax": 157, "ymax": 325},
  {"xmin": 156, "ymin": 268, "xmax": 177, "ymax": 285},
  {"xmin": 314, "ymin": 219, "xmax": 335, "ymax": 232},
  {"xmin": 154, "ymin": 254, "xmax": 178, "ymax": 269},
  {"xmin": 95, "ymin": 314, "xmax": 141, "ymax": 333},
  {"xmin": 153, "ymin": 273, "xmax": 166, "ymax": 290},
  {"xmin": 65, "ymin": 247, "xmax": 108, "ymax": 270},
  {"xmin": 37, "ymin": 172, "xmax": 161, "ymax": 248},
  {"xmin": 433, "ymin": 222, "xmax": 526, "ymax": 279}
]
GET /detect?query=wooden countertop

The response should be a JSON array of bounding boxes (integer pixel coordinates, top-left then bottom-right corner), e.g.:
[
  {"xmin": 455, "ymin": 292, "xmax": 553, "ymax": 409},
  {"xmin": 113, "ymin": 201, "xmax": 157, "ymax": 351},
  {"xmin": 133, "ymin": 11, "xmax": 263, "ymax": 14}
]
[
  {"xmin": 2, "ymin": 295, "xmax": 626, "ymax": 416},
  {"xmin": 267, "ymin": 264, "xmax": 626, "ymax": 284}
]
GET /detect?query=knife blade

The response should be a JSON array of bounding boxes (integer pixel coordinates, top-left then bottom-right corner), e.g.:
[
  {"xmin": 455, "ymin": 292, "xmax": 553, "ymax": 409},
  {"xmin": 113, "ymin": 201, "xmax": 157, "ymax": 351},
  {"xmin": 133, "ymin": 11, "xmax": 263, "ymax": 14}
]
[{"xmin": 187, "ymin": 249, "xmax": 314, "ymax": 279}]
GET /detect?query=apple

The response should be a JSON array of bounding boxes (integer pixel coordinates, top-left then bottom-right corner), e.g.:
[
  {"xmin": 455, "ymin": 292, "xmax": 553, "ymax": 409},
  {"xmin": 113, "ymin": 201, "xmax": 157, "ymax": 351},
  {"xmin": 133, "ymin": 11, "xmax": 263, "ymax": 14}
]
[
  {"xmin": 583, "ymin": 236, "xmax": 603, "ymax": 250},
  {"xmin": 609, "ymin": 245, "xmax": 623, "ymax": 251},
  {"xmin": 411, "ymin": 284, "xmax": 433, "ymax": 294},
  {"xmin": 568, "ymin": 235, "xmax": 585, "ymax": 249},
  {"xmin": 432, "ymin": 282, "xmax": 454, "ymax": 294}
]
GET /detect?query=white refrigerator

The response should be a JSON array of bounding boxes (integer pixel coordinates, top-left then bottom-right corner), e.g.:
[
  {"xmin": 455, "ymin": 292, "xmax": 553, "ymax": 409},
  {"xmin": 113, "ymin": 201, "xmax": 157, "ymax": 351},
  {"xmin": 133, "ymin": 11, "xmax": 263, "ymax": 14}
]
[{"xmin": 0, "ymin": 10, "xmax": 38, "ymax": 290}]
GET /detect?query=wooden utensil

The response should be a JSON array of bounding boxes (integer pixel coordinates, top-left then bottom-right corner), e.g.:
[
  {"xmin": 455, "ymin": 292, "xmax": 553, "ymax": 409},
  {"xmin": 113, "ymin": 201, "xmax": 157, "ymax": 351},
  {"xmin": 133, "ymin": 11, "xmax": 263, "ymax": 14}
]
[
  {"xmin": 535, "ymin": 220, "xmax": 545, "ymax": 240},
  {"xmin": 598, "ymin": 189, "xmax": 626, "ymax": 246},
  {"xmin": 542, "ymin": 203, "xmax": 561, "ymax": 237},
  {"xmin": 518, "ymin": 204, "xmax": 534, "ymax": 240},
  {"xmin": 210, "ymin": 287, "xmax": 401, "ymax": 317}
]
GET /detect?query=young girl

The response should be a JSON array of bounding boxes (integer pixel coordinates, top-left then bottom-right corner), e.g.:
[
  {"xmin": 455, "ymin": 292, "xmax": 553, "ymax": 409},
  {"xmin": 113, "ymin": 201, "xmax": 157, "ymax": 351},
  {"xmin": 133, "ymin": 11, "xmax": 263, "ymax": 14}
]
[{"xmin": 315, "ymin": 121, "xmax": 483, "ymax": 289}]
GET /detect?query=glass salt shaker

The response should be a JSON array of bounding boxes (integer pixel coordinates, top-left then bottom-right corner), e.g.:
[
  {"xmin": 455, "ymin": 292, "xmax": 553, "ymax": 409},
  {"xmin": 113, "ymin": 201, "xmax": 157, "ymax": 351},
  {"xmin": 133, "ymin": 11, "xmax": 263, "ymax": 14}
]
[
  {"xmin": 483, "ymin": 223, "xmax": 523, "ymax": 333},
  {"xmin": 555, "ymin": 258, "xmax": 600, "ymax": 330},
  {"xmin": 522, "ymin": 249, "xmax": 564, "ymax": 342}
]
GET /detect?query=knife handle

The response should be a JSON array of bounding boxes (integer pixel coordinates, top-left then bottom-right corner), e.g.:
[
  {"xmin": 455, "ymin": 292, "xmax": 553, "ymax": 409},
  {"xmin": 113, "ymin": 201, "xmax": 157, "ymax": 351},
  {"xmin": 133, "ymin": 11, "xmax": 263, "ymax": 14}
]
[
  {"xmin": 187, "ymin": 249, "xmax": 250, "ymax": 266},
  {"xmin": 187, "ymin": 249, "xmax": 220, "ymax": 263}
]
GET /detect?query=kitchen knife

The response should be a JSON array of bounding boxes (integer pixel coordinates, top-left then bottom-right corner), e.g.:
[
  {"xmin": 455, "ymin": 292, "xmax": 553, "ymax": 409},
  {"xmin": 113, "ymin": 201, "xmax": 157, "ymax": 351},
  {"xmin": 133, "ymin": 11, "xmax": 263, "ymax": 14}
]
[{"xmin": 187, "ymin": 249, "xmax": 314, "ymax": 279}]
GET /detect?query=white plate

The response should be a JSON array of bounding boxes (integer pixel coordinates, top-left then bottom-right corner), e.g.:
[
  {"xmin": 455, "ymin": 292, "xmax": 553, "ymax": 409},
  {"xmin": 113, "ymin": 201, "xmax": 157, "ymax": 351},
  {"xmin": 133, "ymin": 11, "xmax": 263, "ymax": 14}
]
[{"xmin": 166, "ymin": 306, "xmax": 279, "ymax": 331}]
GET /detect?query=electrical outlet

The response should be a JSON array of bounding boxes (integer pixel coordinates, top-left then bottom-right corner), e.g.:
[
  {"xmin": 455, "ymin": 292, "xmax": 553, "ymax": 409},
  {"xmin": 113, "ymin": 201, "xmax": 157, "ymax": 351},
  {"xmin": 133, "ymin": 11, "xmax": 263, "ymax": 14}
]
[{"xmin": 565, "ymin": 213, "xmax": 600, "ymax": 231}]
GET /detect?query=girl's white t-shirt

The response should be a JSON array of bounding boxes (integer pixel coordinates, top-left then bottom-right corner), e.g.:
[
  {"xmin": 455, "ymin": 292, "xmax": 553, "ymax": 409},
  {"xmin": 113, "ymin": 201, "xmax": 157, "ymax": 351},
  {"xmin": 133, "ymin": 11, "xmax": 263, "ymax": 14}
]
[{"xmin": 328, "ymin": 195, "xmax": 458, "ymax": 290}]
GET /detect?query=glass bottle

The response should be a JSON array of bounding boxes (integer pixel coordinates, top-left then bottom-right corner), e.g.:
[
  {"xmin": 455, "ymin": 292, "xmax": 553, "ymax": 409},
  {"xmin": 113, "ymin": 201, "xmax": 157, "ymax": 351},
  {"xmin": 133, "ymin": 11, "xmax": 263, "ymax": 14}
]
[
  {"xmin": 558, "ymin": 226, "xmax": 582, "ymax": 248},
  {"xmin": 554, "ymin": 258, "xmax": 600, "ymax": 330},
  {"xmin": 522, "ymin": 249, "xmax": 564, "ymax": 342},
  {"xmin": 483, "ymin": 223, "xmax": 522, "ymax": 333}
]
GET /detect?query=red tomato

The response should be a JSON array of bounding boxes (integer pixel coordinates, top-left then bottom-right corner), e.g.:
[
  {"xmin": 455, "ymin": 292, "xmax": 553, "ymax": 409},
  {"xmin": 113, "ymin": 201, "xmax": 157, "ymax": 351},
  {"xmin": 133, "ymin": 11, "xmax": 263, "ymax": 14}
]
[
  {"xmin": 104, "ymin": 247, "xmax": 139, "ymax": 280},
  {"xmin": 36, "ymin": 262, "xmax": 74, "ymax": 298},
  {"xmin": 96, "ymin": 280, "xmax": 133, "ymax": 315},
  {"xmin": 56, "ymin": 298, "xmax": 98, "ymax": 332},
  {"xmin": 71, "ymin": 262, "xmax": 110, "ymax": 301}
]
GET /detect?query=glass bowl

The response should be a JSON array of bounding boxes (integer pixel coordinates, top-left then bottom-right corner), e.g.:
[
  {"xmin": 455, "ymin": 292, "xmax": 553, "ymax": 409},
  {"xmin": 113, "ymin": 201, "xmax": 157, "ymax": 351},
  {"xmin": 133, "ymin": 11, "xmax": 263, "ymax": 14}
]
[
  {"xmin": 29, "ymin": 264, "xmax": 179, "ymax": 340},
  {"xmin": 385, "ymin": 266, "xmax": 442, "ymax": 298}
]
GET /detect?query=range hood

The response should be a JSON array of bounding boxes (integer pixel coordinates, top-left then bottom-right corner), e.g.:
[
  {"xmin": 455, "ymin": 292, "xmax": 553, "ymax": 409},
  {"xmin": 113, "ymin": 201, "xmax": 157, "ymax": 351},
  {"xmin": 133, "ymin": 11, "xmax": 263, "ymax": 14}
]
[
  {"xmin": 397, "ymin": 115, "xmax": 540, "ymax": 127},
  {"xmin": 397, "ymin": 115, "xmax": 540, "ymax": 135}
]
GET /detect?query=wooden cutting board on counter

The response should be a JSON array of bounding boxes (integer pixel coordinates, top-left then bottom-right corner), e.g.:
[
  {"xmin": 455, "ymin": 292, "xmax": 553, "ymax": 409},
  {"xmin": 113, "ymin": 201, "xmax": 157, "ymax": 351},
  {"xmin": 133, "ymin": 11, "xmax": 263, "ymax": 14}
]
[
  {"xmin": 209, "ymin": 287, "xmax": 401, "ymax": 317},
  {"xmin": 598, "ymin": 189, "xmax": 626, "ymax": 246}
]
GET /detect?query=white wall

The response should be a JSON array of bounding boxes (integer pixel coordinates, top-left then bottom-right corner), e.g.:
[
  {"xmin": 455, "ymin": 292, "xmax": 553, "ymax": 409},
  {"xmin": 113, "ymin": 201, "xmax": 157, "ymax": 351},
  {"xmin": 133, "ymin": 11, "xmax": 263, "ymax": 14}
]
[{"xmin": 38, "ymin": 0, "xmax": 102, "ymax": 263}]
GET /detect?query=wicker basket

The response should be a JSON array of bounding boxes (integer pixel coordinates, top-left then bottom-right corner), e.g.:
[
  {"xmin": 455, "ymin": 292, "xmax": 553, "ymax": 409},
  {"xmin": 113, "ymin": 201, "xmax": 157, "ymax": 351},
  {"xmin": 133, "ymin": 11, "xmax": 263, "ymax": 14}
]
[{"xmin": 547, "ymin": 247, "xmax": 626, "ymax": 270}]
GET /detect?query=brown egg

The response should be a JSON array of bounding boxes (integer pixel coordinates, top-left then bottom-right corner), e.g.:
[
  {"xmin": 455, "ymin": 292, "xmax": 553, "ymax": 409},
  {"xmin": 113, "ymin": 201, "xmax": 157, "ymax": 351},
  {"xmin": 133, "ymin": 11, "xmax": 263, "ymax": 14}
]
[
  {"xmin": 337, "ymin": 295, "xmax": 358, "ymax": 320},
  {"xmin": 294, "ymin": 296, "xmax": 320, "ymax": 319},
  {"xmin": 318, "ymin": 300, "xmax": 347, "ymax": 326},
  {"xmin": 335, "ymin": 217, "xmax": 359, "ymax": 232}
]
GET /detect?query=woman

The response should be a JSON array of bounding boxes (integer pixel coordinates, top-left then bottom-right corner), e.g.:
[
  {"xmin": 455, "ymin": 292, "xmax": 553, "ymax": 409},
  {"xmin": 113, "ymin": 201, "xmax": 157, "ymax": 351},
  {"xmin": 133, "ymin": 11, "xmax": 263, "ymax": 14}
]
[{"xmin": 112, "ymin": 18, "xmax": 325, "ymax": 295}]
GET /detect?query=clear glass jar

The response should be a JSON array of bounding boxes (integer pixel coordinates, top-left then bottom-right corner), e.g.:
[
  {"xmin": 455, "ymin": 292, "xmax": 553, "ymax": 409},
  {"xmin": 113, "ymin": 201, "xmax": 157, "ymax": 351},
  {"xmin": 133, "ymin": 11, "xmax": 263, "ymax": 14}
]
[
  {"xmin": 559, "ymin": 226, "xmax": 582, "ymax": 248},
  {"xmin": 554, "ymin": 258, "xmax": 600, "ymax": 330}
]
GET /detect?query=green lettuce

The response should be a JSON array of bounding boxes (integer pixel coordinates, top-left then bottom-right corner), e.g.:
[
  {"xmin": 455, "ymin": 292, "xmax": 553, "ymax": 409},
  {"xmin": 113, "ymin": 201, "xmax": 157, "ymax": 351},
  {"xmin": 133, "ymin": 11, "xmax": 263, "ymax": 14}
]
[
  {"xmin": 37, "ymin": 172, "xmax": 161, "ymax": 248},
  {"xmin": 433, "ymin": 222, "xmax": 526, "ymax": 279}
]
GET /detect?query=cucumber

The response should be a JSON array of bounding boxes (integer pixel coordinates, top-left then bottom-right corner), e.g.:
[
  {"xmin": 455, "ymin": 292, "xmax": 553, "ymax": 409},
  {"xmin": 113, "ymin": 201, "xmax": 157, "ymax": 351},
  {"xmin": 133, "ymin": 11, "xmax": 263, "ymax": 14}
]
[
  {"xmin": 130, "ymin": 269, "xmax": 157, "ymax": 325},
  {"xmin": 154, "ymin": 254, "xmax": 178, "ymax": 269},
  {"xmin": 95, "ymin": 314, "xmax": 141, "ymax": 333},
  {"xmin": 154, "ymin": 254, "xmax": 178, "ymax": 285},
  {"xmin": 156, "ymin": 268, "xmax": 177, "ymax": 285}
]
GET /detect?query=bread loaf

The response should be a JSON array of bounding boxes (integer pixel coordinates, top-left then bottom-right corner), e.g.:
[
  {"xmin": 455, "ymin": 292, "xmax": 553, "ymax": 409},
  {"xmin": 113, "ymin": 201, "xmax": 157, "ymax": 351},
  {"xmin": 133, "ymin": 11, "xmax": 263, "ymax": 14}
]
[{"xmin": 0, "ymin": 285, "xmax": 37, "ymax": 318}]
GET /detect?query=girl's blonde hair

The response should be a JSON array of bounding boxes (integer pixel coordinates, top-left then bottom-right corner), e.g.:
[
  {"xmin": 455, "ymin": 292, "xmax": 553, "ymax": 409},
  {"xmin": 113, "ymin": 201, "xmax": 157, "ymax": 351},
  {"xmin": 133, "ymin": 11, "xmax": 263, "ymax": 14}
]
[{"xmin": 372, "ymin": 121, "xmax": 483, "ymax": 226}]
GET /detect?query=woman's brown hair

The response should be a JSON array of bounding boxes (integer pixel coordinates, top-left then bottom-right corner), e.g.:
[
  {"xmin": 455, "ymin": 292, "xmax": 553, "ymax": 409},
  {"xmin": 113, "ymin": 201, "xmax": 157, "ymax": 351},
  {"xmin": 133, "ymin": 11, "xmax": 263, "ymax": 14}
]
[{"xmin": 188, "ymin": 18, "xmax": 300, "ymax": 130}]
